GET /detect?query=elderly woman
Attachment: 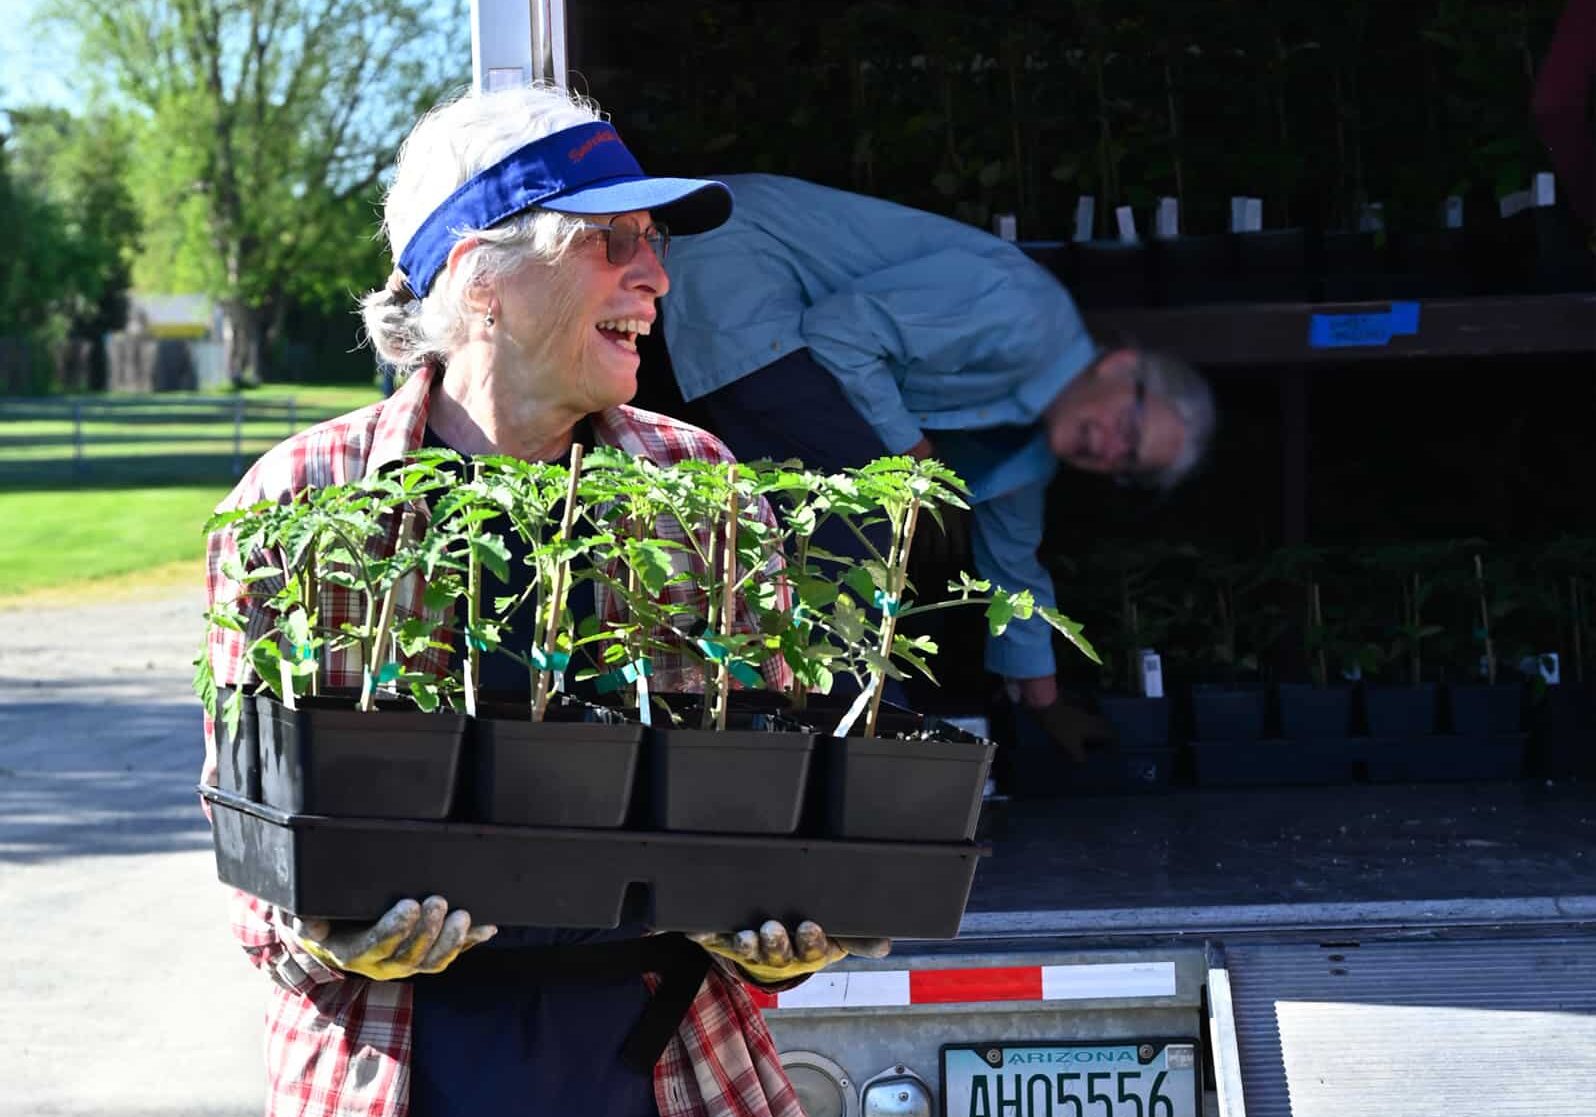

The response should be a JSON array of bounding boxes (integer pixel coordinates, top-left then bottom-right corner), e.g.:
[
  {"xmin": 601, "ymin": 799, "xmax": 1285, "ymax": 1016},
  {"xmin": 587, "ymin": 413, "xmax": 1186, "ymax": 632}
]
[{"xmin": 201, "ymin": 84, "xmax": 884, "ymax": 1117}]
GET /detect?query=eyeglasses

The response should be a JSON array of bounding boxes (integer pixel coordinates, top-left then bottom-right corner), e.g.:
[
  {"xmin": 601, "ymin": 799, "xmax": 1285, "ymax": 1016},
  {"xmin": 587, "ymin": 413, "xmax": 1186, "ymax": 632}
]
[
  {"xmin": 574, "ymin": 218, "xmax": 670, "ymax": 267},
  {"xmin": 1113, "ymin": 378, "xmax": 1149, "ymax": 486}
]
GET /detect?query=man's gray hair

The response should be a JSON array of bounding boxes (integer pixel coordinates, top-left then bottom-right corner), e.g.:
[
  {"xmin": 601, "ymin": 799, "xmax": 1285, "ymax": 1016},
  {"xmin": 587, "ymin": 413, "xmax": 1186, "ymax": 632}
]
[{"xmin": 1136, "ymin": 349, "xmax": 1215, "ymax": 490}]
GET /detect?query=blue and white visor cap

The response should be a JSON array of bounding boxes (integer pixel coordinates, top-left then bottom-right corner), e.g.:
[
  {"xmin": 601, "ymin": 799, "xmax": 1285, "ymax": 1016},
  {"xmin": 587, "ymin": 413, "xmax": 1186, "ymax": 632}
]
[{"xmin": 397, "ymin": 120, "xmax": 732, "ymax": 298}]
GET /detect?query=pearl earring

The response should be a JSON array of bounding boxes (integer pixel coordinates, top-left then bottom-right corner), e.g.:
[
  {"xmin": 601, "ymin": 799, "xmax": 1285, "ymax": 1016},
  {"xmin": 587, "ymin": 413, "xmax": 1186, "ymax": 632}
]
[{"xmin": 483, "ymin": 310, "xmax": 495, "ymax": 328}]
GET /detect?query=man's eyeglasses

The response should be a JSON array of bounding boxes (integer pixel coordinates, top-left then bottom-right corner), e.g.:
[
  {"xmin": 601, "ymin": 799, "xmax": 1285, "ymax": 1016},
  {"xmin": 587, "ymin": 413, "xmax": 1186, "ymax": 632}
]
[
  {"xmin": 574, "ymin": 219, "xmax": 670, "ymax": 267},
  {"xmin": 1113, "ymin": 377, "xmax": 1149, "ymax": 486}
]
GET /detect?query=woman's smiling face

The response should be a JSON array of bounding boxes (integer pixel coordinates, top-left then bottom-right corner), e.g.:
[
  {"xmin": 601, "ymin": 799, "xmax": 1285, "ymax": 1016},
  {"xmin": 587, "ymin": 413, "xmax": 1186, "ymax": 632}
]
[{"xmin": 492, "ymin": 209, "xmax": 669, "ymax": 413}]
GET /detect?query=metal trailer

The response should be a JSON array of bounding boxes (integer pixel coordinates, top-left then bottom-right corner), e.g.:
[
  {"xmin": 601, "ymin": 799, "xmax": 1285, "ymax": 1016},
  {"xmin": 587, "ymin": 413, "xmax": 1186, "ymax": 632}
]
[{"xmin": 466, "ymin": 6, "xmax": 1596, "ymax": 1114}]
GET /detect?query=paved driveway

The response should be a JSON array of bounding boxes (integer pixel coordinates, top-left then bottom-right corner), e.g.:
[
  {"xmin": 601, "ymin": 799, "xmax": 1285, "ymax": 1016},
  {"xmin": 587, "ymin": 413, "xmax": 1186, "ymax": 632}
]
[{"xmin": 0, "ymin": 588, "xmax": 264, "ymax": 1116}]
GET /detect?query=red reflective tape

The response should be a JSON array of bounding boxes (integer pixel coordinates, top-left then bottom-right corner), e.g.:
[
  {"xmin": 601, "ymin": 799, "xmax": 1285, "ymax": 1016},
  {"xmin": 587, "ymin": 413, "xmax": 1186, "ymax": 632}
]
[
  {"xmin": 747, "ymin": 987, "xmax": 779, "ymax": 1010},
  {"xmin": 910, "ymin": 966, "xmax": 1043, "ymax": 1004}
]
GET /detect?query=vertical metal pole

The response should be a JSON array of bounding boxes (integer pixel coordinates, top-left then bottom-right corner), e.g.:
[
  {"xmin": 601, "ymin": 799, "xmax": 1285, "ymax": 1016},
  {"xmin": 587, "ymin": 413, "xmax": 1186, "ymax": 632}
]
[
  {"xmin": 72, "ymin": 399, "xmax": 84, "ymax": 480},
  {"xmin": 232, "ymin": 395, "xmax": 244, "ymax": 476},
  {"xmin": 472, "ymin": 0, "xmax": 566, "ymax": 92},
  {"xmin": 1281, "ymin": 365, "xmax": 1308, "ymax": 545},
  {"xmin": 540, "ymin": 0, "xmax": 568, "ymax": 88},
  {"xmin": 1280, "ymin": 365, "xmax": 1310, "ymax": 680}
]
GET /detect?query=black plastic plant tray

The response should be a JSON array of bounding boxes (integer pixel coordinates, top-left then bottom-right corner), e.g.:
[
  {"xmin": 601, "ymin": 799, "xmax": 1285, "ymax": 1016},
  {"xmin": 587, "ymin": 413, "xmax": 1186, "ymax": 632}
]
[
  {"xmin": 1189, "ymin": 738, "xmax": 1365, "ymax": 786},
  {"xmin": 201, "ymin": 786, "xmax": 984, "ymax": 940},
  {"xmin": 1363, "ymin": 733, "xmax": 1527, "ymax": 783}
]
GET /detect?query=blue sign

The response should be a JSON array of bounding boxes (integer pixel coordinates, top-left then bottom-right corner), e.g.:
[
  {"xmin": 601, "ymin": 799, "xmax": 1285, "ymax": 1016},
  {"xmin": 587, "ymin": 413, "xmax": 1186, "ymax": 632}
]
[{"xmin": 1308, "ymin": 302, "xmax": 1421, "ymax": 348}]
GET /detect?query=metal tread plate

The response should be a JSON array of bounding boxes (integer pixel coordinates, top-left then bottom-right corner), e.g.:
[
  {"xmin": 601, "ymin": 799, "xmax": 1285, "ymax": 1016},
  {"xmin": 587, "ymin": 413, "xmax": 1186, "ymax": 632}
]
[{"xmin": 1225, "ymin": 936, "xmax": 1596, "ymax": 1116}]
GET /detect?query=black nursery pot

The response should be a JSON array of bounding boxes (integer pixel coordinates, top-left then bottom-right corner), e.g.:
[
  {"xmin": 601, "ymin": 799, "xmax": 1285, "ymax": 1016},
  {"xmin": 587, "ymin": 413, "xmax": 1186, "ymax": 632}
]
[
  {"xmin": 1276, "ymin": 683, "xmax": 1354, "ymax": 740},
  {"xmin": 1231, "ymin": 229, "xmax": 1311, "ymax": 302},
  {"xmin": 650, "ymin": 707, "xmax": 816, "ymax": 835},
  {"xmin": 818, "ymin": 716, "xmax": 993, "ymax": 843},
  {"xmin": 1531, "ymin": 683, "xmax": 1596, "ymax": 778},
  {"xmin": 472, "ymin": 695, "xmax": 644, "ymax": 828},
  {"xmin": 214, "ymin": 686, "xmax": 261, "ymax": 802},
  {"xmin": 1362, "ymin": 683, "xmax": 1439, "ymax": 739},
  {"xmin": 1096, "ymin": 694, "xmax": 1172, "ymax": 747},
  {"xmin": 1190, "ymin": 684, "xmax": 1269, "ymax": 742},
  {"xmin": 1317, "ymin": 231, "xmax": 1392, "ymax": 302},
  {"xmin": 256, "ymin": 694, "xmax": 467, "ymax": 819},
  {"xmin": 1149, "ymin": 234, "xmax": 1233, "ymax": 307},
  {"xmin": 1446, "ymin": 682, "xmax": 1523, "ymax": 738},
  {"xmin": 1067, "ymin": 241, "xmax": 1151, "ymax": 309},
  {"xmin": 1388, "ymin": 229, "xmax": 1474, "ymax": 298}
]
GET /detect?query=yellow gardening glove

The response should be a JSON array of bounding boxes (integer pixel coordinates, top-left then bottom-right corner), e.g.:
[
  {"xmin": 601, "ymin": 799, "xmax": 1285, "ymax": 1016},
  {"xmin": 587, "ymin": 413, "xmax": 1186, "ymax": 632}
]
[
  {"xmin": 288, "ymin": 895, "xmax": 498, "ymax": 981},
  {"xmin": 688, "ymin": 919, "xmax": 891, "ymax": 985}
]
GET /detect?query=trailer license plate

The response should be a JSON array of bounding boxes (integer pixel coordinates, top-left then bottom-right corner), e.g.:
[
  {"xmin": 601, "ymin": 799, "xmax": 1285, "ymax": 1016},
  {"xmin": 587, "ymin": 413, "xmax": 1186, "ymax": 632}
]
[{"xmin": 941, "ymin": 1040, "xmax": 1200, "ymax": 1117}]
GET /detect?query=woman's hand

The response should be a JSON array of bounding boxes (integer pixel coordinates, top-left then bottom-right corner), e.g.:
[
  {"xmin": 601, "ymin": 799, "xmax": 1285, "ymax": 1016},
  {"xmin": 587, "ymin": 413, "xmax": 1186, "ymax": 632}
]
[
  {"xmin": 689, "ymin": 919, "xmax": 891, "ymax": 985},
  {"xmin": 288, "ymin": 895, "xmax": 497, "ymax": 981}
]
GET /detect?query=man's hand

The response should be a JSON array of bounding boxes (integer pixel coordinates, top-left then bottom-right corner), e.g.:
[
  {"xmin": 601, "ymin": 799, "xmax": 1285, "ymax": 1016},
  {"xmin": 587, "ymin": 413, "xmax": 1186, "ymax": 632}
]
[
  {"xmin": 288, "ymin": 895, "xmax": 497, "ymax": 981},
  {"xmin": 689, "ymin": 919, "xmax": 891, "ymax": 985},
  {"xmin": 905, "ymin": 436, "xmax": 936, "ymax": 460},
  {"xmin": 1017, "ymin": 682, "xmax": 1114, "ymax": 764}
]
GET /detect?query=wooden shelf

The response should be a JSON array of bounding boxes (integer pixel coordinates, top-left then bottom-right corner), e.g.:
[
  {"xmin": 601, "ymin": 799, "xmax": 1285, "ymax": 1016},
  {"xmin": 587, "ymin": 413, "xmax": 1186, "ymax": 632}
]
[{"xmin": 1082, "ymin": 292, "xmax": 1596, "ymax": 367}]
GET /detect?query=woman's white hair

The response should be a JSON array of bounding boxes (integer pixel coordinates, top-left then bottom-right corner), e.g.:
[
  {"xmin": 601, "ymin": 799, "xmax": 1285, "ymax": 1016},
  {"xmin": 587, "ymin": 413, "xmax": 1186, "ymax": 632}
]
[{"xmin": 360, "ymin": 82, "xmax": 605, "ymax": 375}]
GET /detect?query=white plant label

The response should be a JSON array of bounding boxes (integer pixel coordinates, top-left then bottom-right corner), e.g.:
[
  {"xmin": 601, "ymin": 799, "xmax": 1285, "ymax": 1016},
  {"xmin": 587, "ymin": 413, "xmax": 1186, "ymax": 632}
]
[
  {"xmin": 1534, "ymin": 172, "xmax": 1556, "ymax": 207},
  {"xmin": 1115, "ymin": 205, "xmax": 1139, "ymax": 243},
  {"xmin": 1140, "ymin": 649, "xmax": 1165, "ymax": 699},
  {"xmin": 1073, "ymin": 196, "xmax": 1096, "ymax": 242},
  {"xmin": 1156, "ymin": 197, "xmax": 1180, "ymax": 238},
  {"xmin": 1443, "ymin": 196, "xmax": 1464, "ymax": 229},
  {"xmin": 1499, "ymin": 190, "xmax": 1532, "ymax": 219},
  {"xmin": 992, "ymin": 213, "xmax": 1018, "ymax": 241}
]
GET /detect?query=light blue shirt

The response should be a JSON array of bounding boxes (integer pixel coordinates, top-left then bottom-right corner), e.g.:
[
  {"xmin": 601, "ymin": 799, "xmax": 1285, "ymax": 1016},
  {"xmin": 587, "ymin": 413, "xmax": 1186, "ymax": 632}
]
[{"xmin": 663, "ymin": 174, "xmax": 1100, "ymax": 680}]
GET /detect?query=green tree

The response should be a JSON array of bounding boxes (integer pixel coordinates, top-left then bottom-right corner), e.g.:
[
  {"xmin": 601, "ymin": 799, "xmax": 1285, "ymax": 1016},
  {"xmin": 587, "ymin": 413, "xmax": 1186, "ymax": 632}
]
[
  {"xmin": 5, "ymin": 104, "xmax": 140, "ymax": 383},
  {"xmin": 46, "ymin": 0, "xmax": 468, "ymax": 384}
]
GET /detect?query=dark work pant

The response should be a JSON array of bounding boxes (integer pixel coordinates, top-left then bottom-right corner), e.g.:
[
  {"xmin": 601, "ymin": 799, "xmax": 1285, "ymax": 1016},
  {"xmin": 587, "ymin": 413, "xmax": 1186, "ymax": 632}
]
[{"xmin": 698, "ymin": 350, "xmax": 907, "ymax": 707}]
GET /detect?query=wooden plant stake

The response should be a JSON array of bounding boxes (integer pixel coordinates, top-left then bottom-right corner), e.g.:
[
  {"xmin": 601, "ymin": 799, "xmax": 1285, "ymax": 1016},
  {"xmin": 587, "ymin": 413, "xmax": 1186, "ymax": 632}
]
[
  {"xmin": 532, "ymin": 445, "xmax": 584, "ymax": 722},
  {"xmin": 360, "ymin": 509, "xmax": 416, "ymax": 712},
  {"xmin": 865, "ymin": 494, "xmax": 920, "ymax": 739},
  {"xmin": 464, "ymin": 463, "xmax": 483, "ymax": 719},
  {"xmin": 304, "ymin": 541, "xmax": 320, "ymax": 697},
  {"xmin": 712, "ymin": 464, "xmax": 739, "ymax": 732}
]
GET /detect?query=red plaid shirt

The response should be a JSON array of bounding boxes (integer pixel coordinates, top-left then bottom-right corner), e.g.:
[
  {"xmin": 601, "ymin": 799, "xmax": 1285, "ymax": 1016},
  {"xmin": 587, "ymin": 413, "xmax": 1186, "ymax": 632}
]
[{"xmin": 200, "ymin": 365, "xmax": 800, "ymax": 1117}]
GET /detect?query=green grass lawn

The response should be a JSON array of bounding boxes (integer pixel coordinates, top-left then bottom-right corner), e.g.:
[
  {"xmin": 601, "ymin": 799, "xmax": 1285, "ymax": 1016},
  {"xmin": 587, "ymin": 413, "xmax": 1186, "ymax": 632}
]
[
  {"xmin": 34, "ymin": 381, "xmax": 383, "ymax": 412},
  {"xmin": 0, "ymin": 486, "xmax": 229, "ymax": 599},
  {"xmin": 0, "ymin": 383, "xmax": 380, "ymax": 599}
]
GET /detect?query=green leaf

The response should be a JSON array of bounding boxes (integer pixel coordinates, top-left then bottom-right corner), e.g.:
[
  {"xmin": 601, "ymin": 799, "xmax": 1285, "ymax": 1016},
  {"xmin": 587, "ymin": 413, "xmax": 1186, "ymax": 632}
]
[
  {"xmin": 626, "ymin": 539, "xmax": 677, "ymax": 595},
  {"xmin": 424, "ymin": 578, "xmax": 461, "ymax": 613},
  {"xmin": 1039, "ymin": 607, "xmax": 1102, "ymax": 665},
  {"xmin": 396, "ymin": 616, "xmax": 439, "ymax": 657},
  {"xmin": 470, "ymin": 535, "xmax": 511, "ymax": 582},
  {"xmin": 843, "ymin": 565, "xmax": 878, "ymax": 601},
  {"xmin": 985, "ymin": 594, "xmax": 1015, "ymax": 634},
  {"xmin": 408, "ymin": 681, "xmax": 440, "ymax": 713},
  {"xmin": 281, "ymin": 608, "xmax": 313, "ymax": 650},
  {"xmin": 247, "ymin": 639, "xmax": 285, "ymax": 697},
  {"xmin": 792, "ymin": 574, "xmax": 839, "ymax": 609},
  {"xmin": 220, "ymin": 687, "xmax": 243, "ymax": 745},
  {"xmin": 191, "ymin": 650, "xmax": 217, "ymax": 714}
]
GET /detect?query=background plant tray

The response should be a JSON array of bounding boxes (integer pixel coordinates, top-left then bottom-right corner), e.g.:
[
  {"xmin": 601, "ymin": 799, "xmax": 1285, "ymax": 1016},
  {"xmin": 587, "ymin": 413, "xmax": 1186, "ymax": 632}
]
[
  {"xmin": 1364, "ymin": 733, "xmax": 1528, "ymax": 783},
  {"xmin": 201, "ymin": 786, "xmax": 984, "ymax": 940},
  {"xmin": 1190, "ymin": 737, "xmax": 1366, "ymax": 787}
]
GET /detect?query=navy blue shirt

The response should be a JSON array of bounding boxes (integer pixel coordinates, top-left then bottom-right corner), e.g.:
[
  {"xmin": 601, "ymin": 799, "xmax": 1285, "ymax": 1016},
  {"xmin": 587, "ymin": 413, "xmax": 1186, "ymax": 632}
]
[{"xmin": 411, "ymin": 421, "xmax": 657, "ymax": 1117}]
